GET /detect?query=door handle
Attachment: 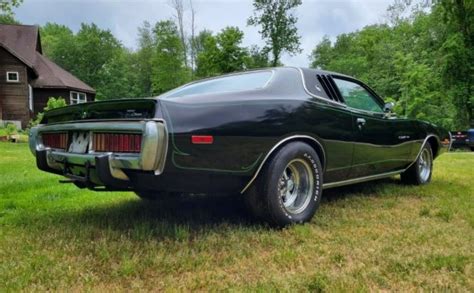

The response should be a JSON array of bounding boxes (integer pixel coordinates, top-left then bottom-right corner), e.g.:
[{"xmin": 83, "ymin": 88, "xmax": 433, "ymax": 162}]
[{"xmin": 357, "ymin": 118, "xmax": 366, "ymax": 129}]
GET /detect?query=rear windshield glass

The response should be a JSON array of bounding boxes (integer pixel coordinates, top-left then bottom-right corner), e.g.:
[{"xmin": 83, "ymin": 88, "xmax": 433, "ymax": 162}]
[{"xmin": 161, "ymin": 71, "xmax": 272, "ymax": 98}]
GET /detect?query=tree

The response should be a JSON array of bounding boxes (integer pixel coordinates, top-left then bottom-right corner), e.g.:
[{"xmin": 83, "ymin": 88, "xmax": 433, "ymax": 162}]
[
  {"xmin": 307, "ymin": 2, "xmax": 469, "ymax": 130},
  {"xmin": 136, "ymin": 21, "xmax": 155, "ymax": 96},
  {"xmin": 189, "ymin": 0, "xmax": 197, "ymax": 75},
  {"xmin": 437, "ymin": 0, "xmax": 473, "ymax": 127},
  {"xmin": 247, "ymin": 0, "xmax": 302, "ymax": 67},
  {"xmin": 246, "ymin": 45, "xmax": 270, "ymax": 69},
  {"xmin": 0, "ymin": 13, "xmax": 19, "ymax": 24},
  {"xmin": 196, "ymin": 27, "xmax": 250, "ymax": 78},
  {"xmin": 170, "ymin": 0, "xmax": 188, "ymax": 68},
  {"xmin": 151, "ymin": 20, "xmax": 189, "ymax": 94},
  {"xmin": 0, "ymin": 0, "xmax": 22, "ymax": 16},
  {"xmin": 41, "ymin": 23, "xmax": 133, "ymax": 100},
  {"xmin": 40, "ymin": 23, "xmax": 76, "ymax": 68},
  {"xmin": 195, "ymin": 30, "xmax": 220, "ymax": 77},
  {"xmin": 310, "ymin": 36, "xmax": 332, "ymax": 69}
]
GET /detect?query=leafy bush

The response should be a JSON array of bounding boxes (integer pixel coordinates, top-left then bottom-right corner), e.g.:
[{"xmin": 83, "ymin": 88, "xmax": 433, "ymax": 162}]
[
  {"xmin": 5, "ymin": 123, "xmax": 18, "ymax": 136},
  {"xmin": 44, "ymin": 97, "xmax": 67, "ymax": 111},
  {"xmin": 28, "ymin": 97, "xmax": 67, "ymax": 129}
]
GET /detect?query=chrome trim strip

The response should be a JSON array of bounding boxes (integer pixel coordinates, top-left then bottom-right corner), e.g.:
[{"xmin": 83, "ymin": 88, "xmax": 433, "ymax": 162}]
[
  {"xmin": 297, "ymin": 67, "xmax": 348, "ymax": 108},
  {"xmin": 448, "ymin": 131, "xmax": 453, "ymax": 152},
  {"xmin": 322, "ymin": 170, "xmax": 404, "ymax": 189},
  {"xmin": 240, "ymin": 135, "xmax": 326, "ymax": 194},
  {"xmin": 297, "ymin": 67, "xmax": 388, "ymax": 117},
  {"xmin": 31, "ymin": 120, "xmax": 169, "ymax": 180},
  {"xmin": 241, "ymin": 134, "xmax": 441, "ymax": 194},
  {"xmin": 404, "ymin": 134, "xmax": 438, "ymax": 170}
]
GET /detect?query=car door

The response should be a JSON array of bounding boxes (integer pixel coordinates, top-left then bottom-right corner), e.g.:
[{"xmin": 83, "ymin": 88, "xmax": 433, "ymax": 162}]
[{"xmin": 332, "ymin": 77, "xmax": 415, "ymax": 178}]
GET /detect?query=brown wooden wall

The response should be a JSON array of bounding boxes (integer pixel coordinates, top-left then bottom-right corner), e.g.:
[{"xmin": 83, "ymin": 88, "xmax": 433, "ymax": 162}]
[
  {"xmin": 33, "ymin": 89, "xmax": 96, "ymax": 114},
  {"xmin": 0, "ymin": 47, "xmax": 31, "ymax": 128},
  {"xmin": 33, "ymin": 88, "xmax": 70, "ymax": 114}
]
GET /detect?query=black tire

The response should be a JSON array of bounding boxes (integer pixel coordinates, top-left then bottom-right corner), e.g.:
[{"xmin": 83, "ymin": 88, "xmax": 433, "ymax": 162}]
[
  {"xmin": 401, "ymin": 144, "xmax": 433, "ymax": 185},
  {"xmin": 470, "ymin": 147, "xmax": 474, "ymax": 152},
  {"xmin": 245, "ymin": 141, "xmax": 323, "ymax": 227}
]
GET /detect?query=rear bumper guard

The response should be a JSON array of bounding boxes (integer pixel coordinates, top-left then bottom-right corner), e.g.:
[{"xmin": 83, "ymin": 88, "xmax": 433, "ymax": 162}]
[
  {"xmin": 32, "ymin": 120, "xmax": 168, "ymax": 188},
  {"xmin": 36, "ymin": 150, "xmax": 131, "ymax": 189}
]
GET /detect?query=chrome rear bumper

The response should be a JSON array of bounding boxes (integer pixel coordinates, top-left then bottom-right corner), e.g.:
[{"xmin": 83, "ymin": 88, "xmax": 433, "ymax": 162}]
[{"xmin": 29, "ymin": 120, "xmax": 168, "ymax": 183}]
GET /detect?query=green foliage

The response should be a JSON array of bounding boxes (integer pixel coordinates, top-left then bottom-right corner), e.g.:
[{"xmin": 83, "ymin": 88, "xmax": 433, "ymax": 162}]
[
  {"xmin": 135, "ymin": 21, "xmax": 155, "ymax": 97},
  {"xmin": 0, "ymin": 0, "xmax": 22, "ymax": 16},
  {"xmin": 309, "ymin": 1, "xmax": 472, "ymax": 129},
  {"xmin": 248, "ymin": 0, "xmax": 302, "ymax": 66},
  {"xmin": 28, "ymin": 97, "xmax": 67, "ymax": 128},
  {"xmin": 41, "ymin": 23, "xmax": 138, "ymax": 100},
  {"xmin": 4, "ymin": 122, "xmax": 17, "ymax": 136},
  {"xmin": 196, "ymin": 27, "xmax": 250, "ymax": 78},
  {"xmin": 44, "ymin": 96, "xmax": 67, "ymax": 111},
  {"xmin": 246, "ymin": 45, "xmax": 271, "ymax": 69},
  {"xmin": 151, "ymin": 20, "xmax": 190, "ymax": 94},
  {"xmin": 0, "ymin": 13, "xmax": 19, "ymax": 24}
]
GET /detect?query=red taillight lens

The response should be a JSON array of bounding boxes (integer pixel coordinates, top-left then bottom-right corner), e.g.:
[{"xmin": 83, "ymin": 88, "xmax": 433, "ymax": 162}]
[
  {"xmin": 93, "ymin": 133, "xmax": 142, "ymax": 153},
  {"xmin": 42, "ymin": 132, "xmax": 68, "ymax": 150},
  {"xmin": 191, "ymin": 135, "xmax": 214, "ymax": 144}
]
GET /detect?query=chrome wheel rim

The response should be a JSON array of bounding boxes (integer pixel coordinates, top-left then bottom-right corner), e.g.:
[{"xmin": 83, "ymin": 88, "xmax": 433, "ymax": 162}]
[
  {"xmin": 418, "ymin": 148, "xmax": 431, "ymax": 182},
  {"xmin": 278, "ymin": 159, "xmax": 314, "ymax": 214}
]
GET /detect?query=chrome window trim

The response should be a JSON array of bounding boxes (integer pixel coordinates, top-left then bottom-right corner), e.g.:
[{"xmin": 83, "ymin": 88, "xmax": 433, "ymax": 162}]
[
  {"xmin": 296, "ymin": 67, "xmax": 348, "ymax": 108},
  {"xmin": 240, "ymin": 135, "xmax": 326, "ymax": 194},
  {"xmin": 159, "ymin": 69, "xmax": 275, "ymax": 99},
  {"xmin": 297, "ymin": 68, "xmax": 392, "ymax": 118}
]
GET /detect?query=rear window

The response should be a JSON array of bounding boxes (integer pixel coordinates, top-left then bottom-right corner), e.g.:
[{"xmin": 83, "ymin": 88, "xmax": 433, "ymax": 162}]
[{"xmin": 161, "ymin": 71, "xmax": 272, "ymax": 98}]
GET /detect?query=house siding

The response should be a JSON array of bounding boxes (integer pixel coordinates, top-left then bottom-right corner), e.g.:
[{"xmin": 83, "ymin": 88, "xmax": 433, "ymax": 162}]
[
  {"xmin": 33, "ymin": 89, "xmax": 96, "ymax": 114},
  {"xmin": 0, "ymin": 47, "xmax": 31, "ymax": 128}
]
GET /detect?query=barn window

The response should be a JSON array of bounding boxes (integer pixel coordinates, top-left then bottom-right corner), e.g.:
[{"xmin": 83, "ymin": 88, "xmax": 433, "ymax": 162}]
[
  {"xmin": 6, "ymin": 71, "xmax": 19, "ymax": 82},
  {"xmin": 70, "ymin": 91, "xmax": 87, "ymax": 104}
]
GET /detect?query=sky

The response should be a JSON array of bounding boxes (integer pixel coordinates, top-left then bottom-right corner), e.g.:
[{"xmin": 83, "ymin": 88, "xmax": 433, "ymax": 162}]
[{"xmin": 13, "ymin": 0, "xmax": 393, "ymax": 67}]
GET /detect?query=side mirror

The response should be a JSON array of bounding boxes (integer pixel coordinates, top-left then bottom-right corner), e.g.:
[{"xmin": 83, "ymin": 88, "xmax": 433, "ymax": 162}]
[{"xmin": 384, "ymin": 102, "xmax": 395, "ymax": 113}]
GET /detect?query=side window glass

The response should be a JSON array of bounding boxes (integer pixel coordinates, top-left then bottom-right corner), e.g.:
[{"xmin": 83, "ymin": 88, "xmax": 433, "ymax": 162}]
[{"xmin": 333, "ymin": 78, "xmax": 383, "ymax": 113}]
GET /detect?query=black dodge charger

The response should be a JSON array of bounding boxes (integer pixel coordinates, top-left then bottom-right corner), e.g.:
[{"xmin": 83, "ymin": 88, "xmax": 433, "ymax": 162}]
[{"xmin": 29, "ymin": 67, "xmax": 451, "ymax": 226}]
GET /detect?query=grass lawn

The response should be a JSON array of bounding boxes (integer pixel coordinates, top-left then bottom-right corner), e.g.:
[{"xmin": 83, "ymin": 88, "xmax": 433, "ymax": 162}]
[{"xmin": 0, "ymin": 142, "xmax": 472, "ymax": 291}]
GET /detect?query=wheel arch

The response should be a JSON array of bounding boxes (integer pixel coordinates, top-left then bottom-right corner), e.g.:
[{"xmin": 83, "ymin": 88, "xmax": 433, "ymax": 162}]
[
  {"xmin": 427, "ymin": 136, "xmax": 440, "ymax": 158},
  {"xmin": 240, "ymin": 135, "xmax": 326, "ymax": 194}
]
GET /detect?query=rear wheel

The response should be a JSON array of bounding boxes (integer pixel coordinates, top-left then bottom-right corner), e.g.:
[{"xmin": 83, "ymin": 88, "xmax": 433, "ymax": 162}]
[
  {"xmin": 245, "ymin": 142, "xmax": 323, "ymax": 226},
  {"xmin": 401, "ymin": 144, "xmax": 433, "ymax": 185},
  {"xmin": 470, "ymin": 147, "xmax": 474, "ymax": 152}
]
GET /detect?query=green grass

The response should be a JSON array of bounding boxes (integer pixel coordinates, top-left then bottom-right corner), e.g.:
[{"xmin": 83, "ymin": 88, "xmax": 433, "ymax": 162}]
[{"xmin": 0, "ymin": 142, "xmax": 473, "ymax": 291}]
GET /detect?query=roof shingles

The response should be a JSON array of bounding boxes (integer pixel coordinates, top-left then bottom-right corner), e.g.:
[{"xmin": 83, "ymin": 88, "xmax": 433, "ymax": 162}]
[{"xmin": 0, "ymin": 24, "xmax": 95, "ymax": 93}]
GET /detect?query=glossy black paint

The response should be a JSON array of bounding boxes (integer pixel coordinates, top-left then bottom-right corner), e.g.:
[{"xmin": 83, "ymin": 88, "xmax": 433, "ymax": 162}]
[
  {"xmin": 39, "ymin": 67, "xmax": 451, "ymax": 194},
  {"xmin": 152, "ymin": 67, "xmax": 449, "ymax": 193}
]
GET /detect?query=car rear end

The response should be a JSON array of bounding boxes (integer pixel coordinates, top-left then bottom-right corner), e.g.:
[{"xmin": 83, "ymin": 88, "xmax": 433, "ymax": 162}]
[
  {"xmin": 29, "ymin": 99, "xmax": 168, "ymax": 190},
  {"xmin": 450, "ymin": 130, "xmax": 469, "ymax": 150}
]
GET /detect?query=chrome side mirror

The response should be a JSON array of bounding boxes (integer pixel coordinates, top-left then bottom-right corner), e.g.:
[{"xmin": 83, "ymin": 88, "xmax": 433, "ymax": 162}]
[{"xmin": 384, "ymin": 102, "xmax": 395, "ymax": 113}]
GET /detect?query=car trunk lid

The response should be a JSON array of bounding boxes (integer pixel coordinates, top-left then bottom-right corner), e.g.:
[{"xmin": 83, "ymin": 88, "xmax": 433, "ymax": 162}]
[{"xmin": 41, "ymin": 99, "xmax": 158, "ymax": 124}]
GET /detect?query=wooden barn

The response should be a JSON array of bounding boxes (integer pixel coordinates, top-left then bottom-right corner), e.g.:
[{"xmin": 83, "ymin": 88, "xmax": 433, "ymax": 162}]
[{"xmin": 0, "ymin": 24, "xmax": 95, "ymax": 129}]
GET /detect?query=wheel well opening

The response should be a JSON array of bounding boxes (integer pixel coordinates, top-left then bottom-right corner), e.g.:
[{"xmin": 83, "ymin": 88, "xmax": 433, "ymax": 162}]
[
  {"xmin": 279, "ymin": 137, "xmax": 326, "ymax": 170},
  {"xmin": 427, "ymin": 136, "xmax": 439, "ymax": 158}
]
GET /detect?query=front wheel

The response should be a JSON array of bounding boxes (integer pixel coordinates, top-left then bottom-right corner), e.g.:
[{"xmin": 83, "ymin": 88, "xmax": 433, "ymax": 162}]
[
  {"xmin": 245, "ymin": 142, "xmax": 323, "ymax": 227},
  {"xmin": 401, "ymin": 144, "xmax": 433, "ymax": 185}
]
